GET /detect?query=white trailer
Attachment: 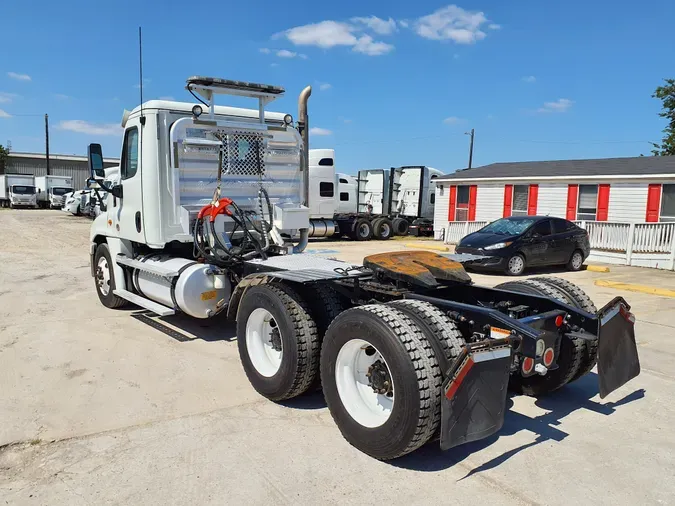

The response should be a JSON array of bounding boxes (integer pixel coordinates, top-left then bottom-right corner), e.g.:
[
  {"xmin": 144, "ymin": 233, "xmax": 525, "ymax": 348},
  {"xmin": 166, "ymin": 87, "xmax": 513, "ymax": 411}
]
[
  {"xmin": 35, "ymin": 175, "xmax": 74, "ymax": 209},
  {"xmin": 85, "ymin": 76, "xmax": 640, "ymax": 462},
  {"xmin": 307, "ymin": 149, "xmax": 442, "ymax": 240},
  {"xmin": 0, "ymin": 174, "xmax": 38, "ymax": 208}
]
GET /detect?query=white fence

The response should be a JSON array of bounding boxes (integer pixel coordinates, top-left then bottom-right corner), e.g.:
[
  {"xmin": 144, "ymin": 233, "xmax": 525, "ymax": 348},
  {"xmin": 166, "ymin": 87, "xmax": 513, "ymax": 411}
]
[{"xmin": 438, "ymin": 220, "xmax": 675, "ymax": 270}]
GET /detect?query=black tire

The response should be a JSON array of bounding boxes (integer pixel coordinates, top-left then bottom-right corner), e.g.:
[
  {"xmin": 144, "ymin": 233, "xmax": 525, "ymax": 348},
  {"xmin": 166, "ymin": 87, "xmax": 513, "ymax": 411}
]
[
  {"xmin": 76, "ymin": 204, "xmax": 82, "ymax": 216},
  {"xmin": 351, "ymin": 218, "xmax": 373, "ymax": 241},
  {"xmin": 566, "ymin": 249, "xmax": 585, "ymax": 271},
  {"xmin": 388, "ymin": 299, "xmax": 466, "ymax": 365},
  {"xmin": 372, "ymin": 217, "xmax": 394, "ymax": 240},
  {"xmin": 297, "ymin": 283, "xmax": 350, "ymax": 340},
  {"xmin": 93, "ymin": 243, "xmax": 127, "ymax": 309},
  {"xmin": 494, "ymin": 279, "xmax": 584, "ymax": 396},
  {"xmin": 505, "ymin": 253, "xmax": 526, "ymax": 276},
  {"xmin": 531, "ymin": 276, "xmax": 598, "ymax": 381},
  {"xmin": 237, "ymin": 283, "xmax": 320, "ymax": 401},
  {"xmin": 392, "ymin": 217, "xmax": 409, "ymax": 236},
  {"xmin": 321, "ymin": 305, "xmax": 442, "ymax": 460}
]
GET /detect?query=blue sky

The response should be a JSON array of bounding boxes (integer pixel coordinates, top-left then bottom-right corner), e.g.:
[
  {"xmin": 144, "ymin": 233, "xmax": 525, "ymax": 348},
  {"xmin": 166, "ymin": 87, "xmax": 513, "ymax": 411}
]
[{"xmin": 1, "ymin": 0, "xmax": 673, "ymax": 174}]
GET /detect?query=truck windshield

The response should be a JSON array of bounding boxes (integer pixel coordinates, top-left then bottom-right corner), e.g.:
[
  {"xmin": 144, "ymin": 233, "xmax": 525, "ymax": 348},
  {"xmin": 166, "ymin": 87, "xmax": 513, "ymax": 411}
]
[
  {"xmin": 11, "ymin": 185, "xmax": 36, "ymax": 195},
  {"xmin": 53, "ymin": 187, "xmax": 74, "ymax": 196}
]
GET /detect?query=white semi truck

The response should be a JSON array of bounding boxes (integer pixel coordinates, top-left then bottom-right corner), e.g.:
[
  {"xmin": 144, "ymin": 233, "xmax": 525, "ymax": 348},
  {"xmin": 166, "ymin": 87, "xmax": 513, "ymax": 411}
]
[
  {"xmin": 307, "ymin": 149, "xmax": 442, "ymax": 240},
  {"xmin": 85, "ymin": 76, "xmax": 641, "ymax": 461},
  {"xmin": 0, "ymin": 174, "xmax": 38, "ymax": 208},
  {"xmin": 35, "ymin": 175, "xmax": 74, "ymax": 209}
]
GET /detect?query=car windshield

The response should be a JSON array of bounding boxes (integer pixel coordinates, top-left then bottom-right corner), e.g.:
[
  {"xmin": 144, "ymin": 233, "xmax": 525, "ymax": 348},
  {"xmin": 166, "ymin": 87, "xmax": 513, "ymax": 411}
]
[
  {"xmin": 480, "ymin": 218, "xmax": 537, "ymax": 235},
  {"xmin": 12, "ymin": 185, "xmax": 36, "ymax": 195},
  {"xmin": 53, "ymin": 187, "xmax": 74, "ymax": 196}
]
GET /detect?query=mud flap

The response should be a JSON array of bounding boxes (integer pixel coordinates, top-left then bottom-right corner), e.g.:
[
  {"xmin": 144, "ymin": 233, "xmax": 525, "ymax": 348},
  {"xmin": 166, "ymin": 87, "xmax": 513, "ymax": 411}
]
[
  {"xmin": 440, "ymin": 339, "xmax": 512, "ymax": 451},
  {"xmin": 597, "ymin": 297, "xmax": 640, "ymax": 399}
]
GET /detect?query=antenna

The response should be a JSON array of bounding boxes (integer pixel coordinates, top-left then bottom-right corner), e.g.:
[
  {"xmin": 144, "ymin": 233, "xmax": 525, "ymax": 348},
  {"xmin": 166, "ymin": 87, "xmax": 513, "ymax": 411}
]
[{"xmin": 138, "ymin": 26, "xmax": 145, "ymax": 125}]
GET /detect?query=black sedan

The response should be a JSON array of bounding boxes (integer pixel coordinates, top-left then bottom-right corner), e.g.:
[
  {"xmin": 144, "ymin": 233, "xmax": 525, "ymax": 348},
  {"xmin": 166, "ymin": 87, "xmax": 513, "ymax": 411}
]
[{"xmin": 455, "ymin": 216, "xmax": 591, "ymax": 276}]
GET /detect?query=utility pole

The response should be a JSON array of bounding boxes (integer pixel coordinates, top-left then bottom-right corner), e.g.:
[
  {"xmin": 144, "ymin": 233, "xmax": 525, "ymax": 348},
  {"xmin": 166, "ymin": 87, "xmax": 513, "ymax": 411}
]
[
  {"xmin": 45, "ymin": 113, "xmax": 50, "ymax": 175},
  {"xmin": 466, "ymin": 128, "xmax": 475, "ymax": 169}
]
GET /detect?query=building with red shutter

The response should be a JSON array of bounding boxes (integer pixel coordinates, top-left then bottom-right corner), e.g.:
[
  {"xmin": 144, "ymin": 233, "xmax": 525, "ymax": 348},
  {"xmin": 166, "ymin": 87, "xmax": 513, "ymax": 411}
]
[{"xmin": 433, "ymin": 156, "xmax": 675, "ymax": 270}]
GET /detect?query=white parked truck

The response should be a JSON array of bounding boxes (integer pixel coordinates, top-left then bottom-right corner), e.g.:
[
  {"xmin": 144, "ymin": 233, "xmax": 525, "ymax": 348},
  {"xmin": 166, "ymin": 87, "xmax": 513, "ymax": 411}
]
[
  {"xmin": 35, "ymin": 175, "xmax": 74, "ymax": 209},
  {"xmin": 307, "ymin": 149, "xmax": 442, "ymax": 240},
  {"xmin": 86, "ymin": 76, "xmax": 641, "ymax": 461},
  {"xmin": 0, "ymin": 174, "xmax": 38, "ymax": 208}
]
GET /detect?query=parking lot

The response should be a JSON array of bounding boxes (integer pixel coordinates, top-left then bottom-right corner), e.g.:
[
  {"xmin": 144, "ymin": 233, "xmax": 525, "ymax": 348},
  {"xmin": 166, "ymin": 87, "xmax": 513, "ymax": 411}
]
[{"xmin": 1, "ymin": 209, "xmax": 675, "ymax": 505}]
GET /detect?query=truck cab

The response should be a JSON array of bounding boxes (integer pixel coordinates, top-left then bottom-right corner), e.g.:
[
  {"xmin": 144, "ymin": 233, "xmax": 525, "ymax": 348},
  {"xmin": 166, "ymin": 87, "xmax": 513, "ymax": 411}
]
[{"xmin": 10, "ymin": 184, "xmax": 38, "ymax": 208}]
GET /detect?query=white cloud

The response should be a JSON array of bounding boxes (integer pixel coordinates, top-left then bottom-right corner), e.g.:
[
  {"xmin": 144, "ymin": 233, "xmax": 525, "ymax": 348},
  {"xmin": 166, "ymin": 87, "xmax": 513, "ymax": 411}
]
[
  {"xmin": 57, "ymin": 120, "xmax": 123, "ymax": 136},
  {"xmin": 537, "ymin": 98, "xmax": 574, "ymax": 113},
  {"xmin": 159, "ymin": 96, "xmax": 175, "ymax": 100},
  {"xmin": 259, "ymin": 47, "xmax": 271, "ymax": 54},
  {"xmin": 310, "ymin": 127, "xmax": 332, "ymax": 136},
  {"xmin": 353, "ymin": 35, "xmax": 394, "ymax": 55},
  {"xmin": 276, "ymin": 49, "xmax": 297, "ymax": 58},
  {"xmin": 319, "ymin": 83, "xmax": 332, "ymax": 91},
  {"xmin": 414, "ymin": 5, "xmax": 492, "ymax": 44},
  {"xmin": 351, "ymin": 16, "xmax": 397, "ymax": 35},
  {"xmin": 281, "ymin": 19, "xmax": 393, "ymax": 56},
  {"xmin": 284, "ymin": 20, "xmax": 358, "ymax": 48},
  {"xmin": 299, "ymin": 53, "xmax": 308, "ymax": 59},
  {"xmin": 522, "ymin": 75, "xmax": 536, "ymax": 83},
  {"xmin": 488, "ymin": 23, "xmax": 501, "ymax": 30},
  {"xmin": 0, "ymin": 109, "xmax": 11, "ymax": 118},
  {"xmin": 443, "ymin": 116, "xmax": 463, "ymax": 124},
  {"xmin": 0, "ymin": 92, "xmax": 19, "ymax": 103},
  {"xmin": 399, "ymin": 20, "xmax": 410, "ymax": 28},
  {"xmin": 8, "ymin": 72, "xmax": 31, "ymax": 81}
]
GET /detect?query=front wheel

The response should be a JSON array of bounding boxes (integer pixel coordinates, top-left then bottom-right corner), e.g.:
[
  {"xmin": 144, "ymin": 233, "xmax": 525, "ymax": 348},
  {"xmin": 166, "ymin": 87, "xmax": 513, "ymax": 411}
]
[
  {"xmin": 566, "ymin": 250, "xmax": 584, "ymax": 271},
  {"xmin": 505, "ymin": 254, "xmax": 526, "ymax": 276},
  {"xmin": 93, "ymin": 243, "xmax": 127, "ymax": 309}
]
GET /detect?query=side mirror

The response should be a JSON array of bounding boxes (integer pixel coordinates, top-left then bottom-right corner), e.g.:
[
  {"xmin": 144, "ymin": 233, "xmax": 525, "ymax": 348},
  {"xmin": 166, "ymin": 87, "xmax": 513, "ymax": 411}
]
[
  {"xmin": 88, "ymin": 143, "xmax": 106, "ymax": 179},
  {"xmin": 111, "ymin": 184, "xmax": 123, "ymax": 199}
]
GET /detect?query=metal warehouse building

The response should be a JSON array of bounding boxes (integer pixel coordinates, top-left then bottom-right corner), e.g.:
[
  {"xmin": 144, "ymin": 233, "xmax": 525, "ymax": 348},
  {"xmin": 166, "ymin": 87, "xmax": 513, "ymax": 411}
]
[
  {"xmin": 2, "ymin": 152, "xmax": 120, "ymax": 191},
  {"xmin": 433, "ymin": 156, "xmax": 675, "ymax": 270}
]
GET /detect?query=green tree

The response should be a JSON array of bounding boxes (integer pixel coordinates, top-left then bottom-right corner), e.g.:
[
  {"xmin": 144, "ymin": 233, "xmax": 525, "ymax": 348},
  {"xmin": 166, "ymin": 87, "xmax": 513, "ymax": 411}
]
[
  {"xmin": 652, "ymin": 78, "xmax": 675, "ymax": 156},
  {"xmin": 0, "ymin": 144, "xmax": 9, "ymax": 172}
]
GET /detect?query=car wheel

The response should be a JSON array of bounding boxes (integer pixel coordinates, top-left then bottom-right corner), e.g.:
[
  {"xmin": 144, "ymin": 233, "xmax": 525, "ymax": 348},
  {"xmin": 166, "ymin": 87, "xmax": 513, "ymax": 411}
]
[
  {"xmin": 566, "ymin": 250, "xmax": 584, "ymax": 271},
  {"xmin": 505, "ymin": 254, "xmax": 526, "ymax": 276}
]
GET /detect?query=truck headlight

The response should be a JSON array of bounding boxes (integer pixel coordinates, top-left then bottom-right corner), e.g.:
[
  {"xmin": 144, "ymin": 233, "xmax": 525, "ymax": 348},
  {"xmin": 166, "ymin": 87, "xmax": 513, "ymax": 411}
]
[{"xmin": 484, "ymin": 241, "xmax": 513, "ymax": 250}]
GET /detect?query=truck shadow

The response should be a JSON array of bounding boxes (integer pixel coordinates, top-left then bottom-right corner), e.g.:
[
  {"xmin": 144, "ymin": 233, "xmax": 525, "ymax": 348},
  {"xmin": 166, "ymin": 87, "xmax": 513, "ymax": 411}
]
[
  {"xmin": 391, "ymin": 373, "xmax": 644, "ymax": 474},
  {"xmin": 131, "ymin": 311, "xmax": 237, "ymax": 342}
]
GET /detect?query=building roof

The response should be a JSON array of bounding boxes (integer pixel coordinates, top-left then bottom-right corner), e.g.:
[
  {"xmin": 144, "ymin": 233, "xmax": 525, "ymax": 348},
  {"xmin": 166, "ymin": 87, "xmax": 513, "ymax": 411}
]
[{"xmin": 437, "ymin": 156, "xmax": 675, "ymax": 182}]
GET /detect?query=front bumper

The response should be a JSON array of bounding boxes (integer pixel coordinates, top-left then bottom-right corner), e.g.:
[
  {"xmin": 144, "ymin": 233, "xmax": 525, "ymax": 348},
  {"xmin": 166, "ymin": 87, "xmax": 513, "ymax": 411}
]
[{"xmin": 455, "ymin": 247, "xmax": 505, "ymax": 269}]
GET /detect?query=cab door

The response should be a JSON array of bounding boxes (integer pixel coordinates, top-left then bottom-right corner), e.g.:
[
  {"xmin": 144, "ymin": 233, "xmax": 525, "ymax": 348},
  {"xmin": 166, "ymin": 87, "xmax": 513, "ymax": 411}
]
[
  {"xmin": 521, "ymin": 219, "xmax": 554, "ymax": 266},
  {"xmin": 113, "ymin": 123, "xmax": 146, "ymax": 242}
]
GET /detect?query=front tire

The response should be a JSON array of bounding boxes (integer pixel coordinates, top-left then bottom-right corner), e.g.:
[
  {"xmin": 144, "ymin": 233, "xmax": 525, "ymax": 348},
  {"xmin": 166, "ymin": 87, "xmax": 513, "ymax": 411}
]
[
  {"xmin": 237, "ymin": 283, "xmax": 320, "ymax": 401},
  {"xmin": 93, "ymin": 243, "xmax": 127, "ymax": 309},
  {"xmin": 351, "ymin": 218, "xmax": 373, "ymax": 241},
  {"xmin": 505, "ymin": 254, "xmax": 526, "ymax": 276},
  {"xmin": 321, "ymin": 305, "xmax": 442, "ymax": 460}
]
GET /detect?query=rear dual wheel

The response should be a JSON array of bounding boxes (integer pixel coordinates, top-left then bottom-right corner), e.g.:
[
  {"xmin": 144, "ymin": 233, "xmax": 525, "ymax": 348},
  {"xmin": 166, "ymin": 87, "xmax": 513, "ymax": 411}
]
[{"xmin": 321, "ymin": 301, "xmax": 464, "ymax": 460}]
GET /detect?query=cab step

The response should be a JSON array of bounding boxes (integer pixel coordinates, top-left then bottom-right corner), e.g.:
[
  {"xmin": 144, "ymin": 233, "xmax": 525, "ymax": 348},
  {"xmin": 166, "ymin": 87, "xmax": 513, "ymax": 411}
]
[
  {"xmin": 116, "ymin": 254, "xmax": 178, "ymax": 279},
  {"xmin": 113, "ymin": 289, "xmax": 175, "ymax": 317}
]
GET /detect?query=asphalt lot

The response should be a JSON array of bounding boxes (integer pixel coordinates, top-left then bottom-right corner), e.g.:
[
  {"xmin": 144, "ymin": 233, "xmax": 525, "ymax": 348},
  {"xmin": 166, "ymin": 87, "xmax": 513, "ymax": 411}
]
[{"xmin": 1, "ymin": 209, "xmax": 675, "ymax": 505}]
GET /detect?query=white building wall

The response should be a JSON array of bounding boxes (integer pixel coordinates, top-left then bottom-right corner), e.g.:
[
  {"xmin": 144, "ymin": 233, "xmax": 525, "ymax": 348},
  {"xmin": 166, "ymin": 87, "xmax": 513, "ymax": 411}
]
[
  {"xmin": 475, "ymin": 184, "xmax": 504, "ymax": 222},
  {"xmin": 536, "ymin": 183, "xmax": 568, "ymax": 217},
  {"xmin": 433, "ymin": 184, "xmax": 449, "ymax": 239},
  {"xmin": 607, "ymin": 182, "xmax": 649, "ymax": 223}
]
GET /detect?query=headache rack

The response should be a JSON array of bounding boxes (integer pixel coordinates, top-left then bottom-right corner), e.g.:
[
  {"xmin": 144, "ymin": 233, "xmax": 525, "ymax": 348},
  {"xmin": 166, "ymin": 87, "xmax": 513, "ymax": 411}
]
[{"xmin": 186, "ymin": 76, "xmax": 285, "ymax": 123}]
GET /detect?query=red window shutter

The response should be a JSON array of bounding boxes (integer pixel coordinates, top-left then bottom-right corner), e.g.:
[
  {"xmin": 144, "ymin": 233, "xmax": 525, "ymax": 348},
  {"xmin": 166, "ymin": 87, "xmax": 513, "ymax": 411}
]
[
  {"xmin": 468, "ymin": 185, "xmax": 477, "ymax": 221},
  {"xmin": 527, "ymin": 184, "xmax": 539, "ymax": 215},
  {"xmin": 566, "ymin": 184, "xmax": 578, "ymax": 220},
  {"xmin": 448, "ymin": 185, "xmax": 457, "ymax": 222},
  {"xmin": 646, "ymin": 184, "xmax": 662, "ymax": 222},
  {"xmin": 597, "ymin": 184, "xmax": 610, "ymax": 221},
  {"xmin": 503, "ymin": 185, "xmax": 513, "ymax": 217}
]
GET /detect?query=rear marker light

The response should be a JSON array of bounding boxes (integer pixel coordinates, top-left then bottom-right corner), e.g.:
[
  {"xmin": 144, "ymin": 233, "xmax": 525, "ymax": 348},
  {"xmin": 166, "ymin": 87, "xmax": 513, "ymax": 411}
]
[
  {"xmin": 522, "ymin": 357, "xmax": 535, "ymax": 374},
  {"xmin": 555, "ymin": 315, "xmax": 564, "ymax": 327},
  {"xmin": 543, "ymin": 348, "xmax": 555, "ymax": 367}
]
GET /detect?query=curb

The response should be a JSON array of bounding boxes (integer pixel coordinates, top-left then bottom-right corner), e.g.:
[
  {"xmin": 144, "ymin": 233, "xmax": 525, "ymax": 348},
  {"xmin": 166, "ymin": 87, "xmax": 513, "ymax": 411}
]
[
  {"xmin": 595, "ymin": 279, "xmax": 675, "ymax": 298},
  {"xmin": 404, "ymin": 242, "xmax": 449, "ymax": 252},
  {"xmin": 586, "ymin": 265, "xmax": 610, "ymax": 273}
]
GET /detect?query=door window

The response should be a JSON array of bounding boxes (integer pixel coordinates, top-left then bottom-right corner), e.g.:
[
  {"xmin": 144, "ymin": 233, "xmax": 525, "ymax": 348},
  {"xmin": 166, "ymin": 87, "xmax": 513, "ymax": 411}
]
[
  {"xmin": 121, "ymin": 127, "xmax": 139, "ymax": 180},
  {"xmin": 552, "ymin": 218, "xmax": 575, "ymax": 234},
  {"xmin": 340, "ymin": 192, "xmax": 349, "ymax": 201},
  {"xmin": 531, "ymin": 220, "xmax": 552, "ymax": 237},
  {"xmin": 320, "ymin": 182, "xmax": 334, "ymax": 197}
]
